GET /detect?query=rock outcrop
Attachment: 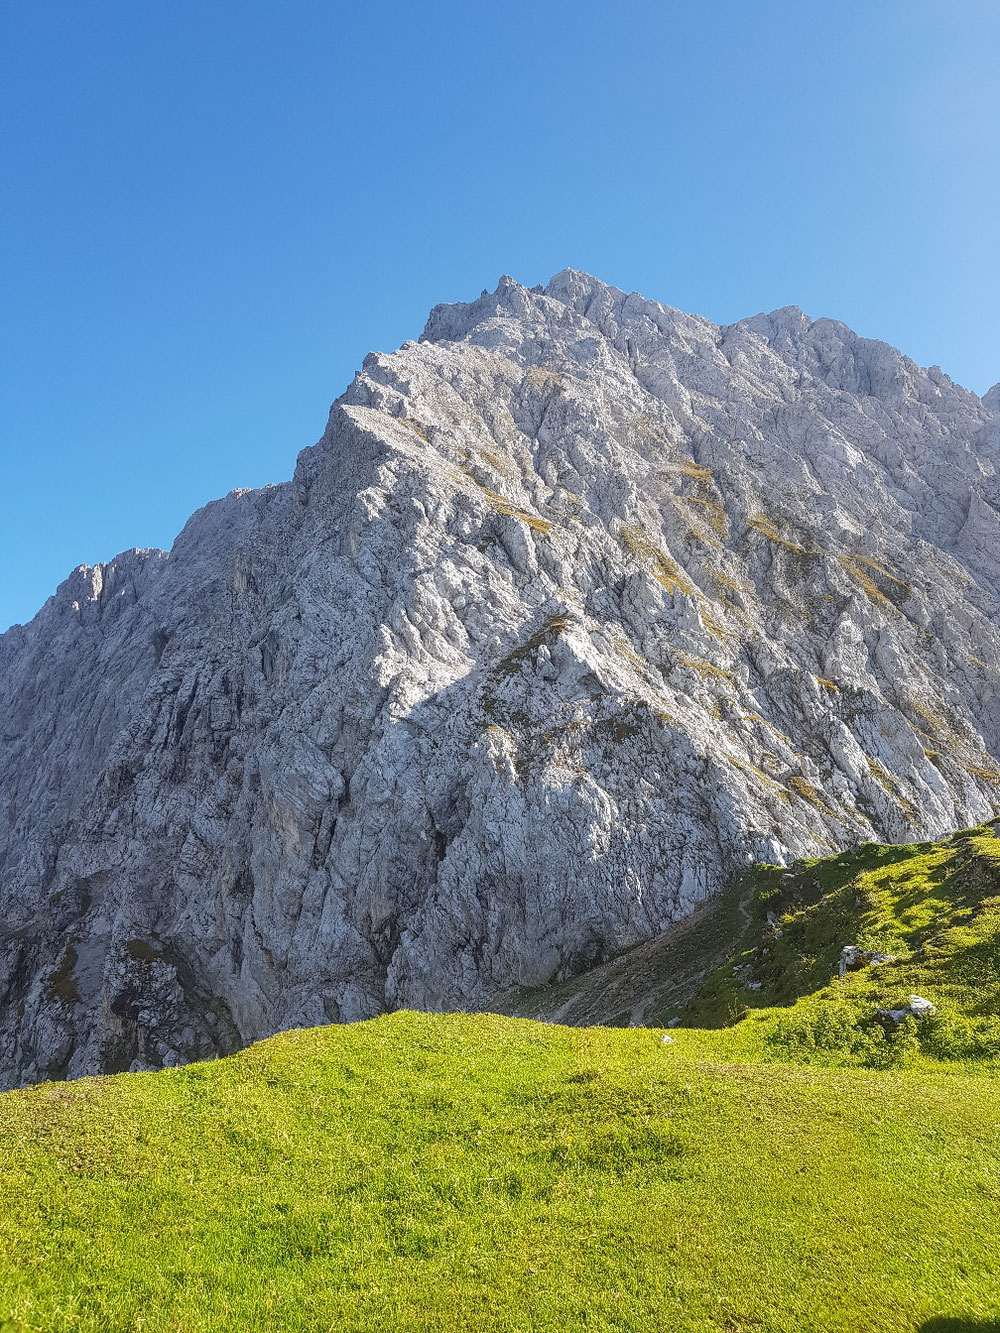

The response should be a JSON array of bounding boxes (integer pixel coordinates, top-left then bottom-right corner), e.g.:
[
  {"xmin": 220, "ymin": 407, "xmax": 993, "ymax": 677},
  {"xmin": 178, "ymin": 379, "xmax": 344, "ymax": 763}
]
[
  {"xmin": 1, "ymin": 270, "xmax": 998, "ymax": 1087},
  {"xmin": 839, "ymin": 945, "xmax": 895, "ymax": 980}
]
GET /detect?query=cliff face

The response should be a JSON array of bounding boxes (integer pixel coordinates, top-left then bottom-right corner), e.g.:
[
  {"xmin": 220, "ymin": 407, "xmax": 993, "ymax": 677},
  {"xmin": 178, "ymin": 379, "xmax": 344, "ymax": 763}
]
[{"xmin": 2, "ymin": 270, "xmax": 998, "ymax": 1087}]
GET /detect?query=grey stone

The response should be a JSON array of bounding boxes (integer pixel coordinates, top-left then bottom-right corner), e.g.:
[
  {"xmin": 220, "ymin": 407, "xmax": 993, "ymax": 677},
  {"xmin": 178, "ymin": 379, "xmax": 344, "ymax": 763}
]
[
  {"xmin": 877, "ymin": 995, "xmax": 937, "ymax": 1024},
  {"xmin": 838, "ymin": 944, "xmax": 896, "ymax": 980}
]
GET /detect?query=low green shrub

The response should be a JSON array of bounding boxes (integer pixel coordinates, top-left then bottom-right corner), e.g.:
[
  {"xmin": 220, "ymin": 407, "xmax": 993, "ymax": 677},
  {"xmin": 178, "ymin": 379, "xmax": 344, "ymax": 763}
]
[
  {"xmin": 920, "ymin": 1011, "xmax": 1000, "ymax": 1061},
  {"xmin": 766, "ymin": 1005, "xmax": 862, "ymax": 1059},
  {"xmin": 766, "ymin": 1006, "xmax": 925, "ymax": 1069}
]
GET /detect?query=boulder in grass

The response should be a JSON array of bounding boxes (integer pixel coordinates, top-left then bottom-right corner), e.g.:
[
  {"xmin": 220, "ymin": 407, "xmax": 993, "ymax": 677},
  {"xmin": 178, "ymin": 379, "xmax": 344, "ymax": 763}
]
[
  {"xmin": 876, "ymin": 995, "xmax": 937, "ymax": 1025},
  {"xmin": 839, "ymin": 945, "xmax": 896, "ymax": 980}
]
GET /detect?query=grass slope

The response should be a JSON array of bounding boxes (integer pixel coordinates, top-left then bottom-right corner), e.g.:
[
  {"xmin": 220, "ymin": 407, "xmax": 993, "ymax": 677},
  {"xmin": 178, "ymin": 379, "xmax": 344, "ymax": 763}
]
[
  {"xmin": 682, "ymin": 822, "xmax": 1000, "ymax": 1067},
  {"xmin": 507, "ymin": 887, "xmax": 747, "ymax": 1028},
  {"xmin": 1, "ymin": 826, "xmax": 1000, "ymax": 1332}
]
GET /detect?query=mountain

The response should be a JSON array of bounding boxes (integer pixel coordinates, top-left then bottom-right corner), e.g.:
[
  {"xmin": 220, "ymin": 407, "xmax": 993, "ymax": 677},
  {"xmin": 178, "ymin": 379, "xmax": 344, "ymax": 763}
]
[{"xmin": 1, "ymin": 270, "xmax": 998, "ymax": 1089}]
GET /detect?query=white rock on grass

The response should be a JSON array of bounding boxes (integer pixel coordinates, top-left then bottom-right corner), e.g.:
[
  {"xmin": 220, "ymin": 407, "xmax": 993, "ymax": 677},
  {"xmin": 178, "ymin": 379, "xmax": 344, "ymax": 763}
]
[
  {"xmin": 877, "ymin": 996, "xmax": 938, "ymax": 1023},
  {"xmin": 838, "ymin": 945, "xmax": 896, "ymax": 980}
]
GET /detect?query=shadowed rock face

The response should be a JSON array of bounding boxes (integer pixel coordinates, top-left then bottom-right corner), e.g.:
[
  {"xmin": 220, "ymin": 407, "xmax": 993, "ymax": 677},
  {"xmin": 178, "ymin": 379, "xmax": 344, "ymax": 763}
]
[{"xmin": 1, "ymin": 269, "xmax": 999, "ymax": 1088}]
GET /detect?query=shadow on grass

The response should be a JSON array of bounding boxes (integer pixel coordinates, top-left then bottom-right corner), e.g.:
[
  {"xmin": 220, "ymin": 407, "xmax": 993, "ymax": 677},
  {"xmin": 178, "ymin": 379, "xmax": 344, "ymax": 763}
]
[{"xmin": 920, "ymin": 1319, "xmax": 1000, "ymax": 1331}]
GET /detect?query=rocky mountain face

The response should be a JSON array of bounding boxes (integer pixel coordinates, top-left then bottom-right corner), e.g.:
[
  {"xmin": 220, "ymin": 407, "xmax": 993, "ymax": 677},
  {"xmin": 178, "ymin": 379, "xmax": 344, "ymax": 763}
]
[{"xmin": 2, "ymin": 270, "xmax": 999, "ymax": 1088}]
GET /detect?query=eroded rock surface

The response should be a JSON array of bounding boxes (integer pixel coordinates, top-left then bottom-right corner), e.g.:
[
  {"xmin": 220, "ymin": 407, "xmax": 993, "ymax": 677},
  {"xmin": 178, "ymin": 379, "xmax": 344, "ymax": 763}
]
[{"xmin": 2, "ymin": 270, "xmax": 999, "ymax": 1086}]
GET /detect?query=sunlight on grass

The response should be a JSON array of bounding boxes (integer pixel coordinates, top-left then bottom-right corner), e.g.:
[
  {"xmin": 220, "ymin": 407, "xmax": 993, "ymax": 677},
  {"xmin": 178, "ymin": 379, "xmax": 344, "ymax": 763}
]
[{"xmin": 2, "ymin": 825, "xmax": 1000, "ymax": 1330}]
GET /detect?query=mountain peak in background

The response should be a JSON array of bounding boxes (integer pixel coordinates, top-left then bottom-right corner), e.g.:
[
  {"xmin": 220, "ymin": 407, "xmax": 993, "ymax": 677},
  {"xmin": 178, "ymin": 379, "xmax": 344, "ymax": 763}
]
[{"xmin": 1, "ymin": 271, "xmax": 998, "ymax": 1089}]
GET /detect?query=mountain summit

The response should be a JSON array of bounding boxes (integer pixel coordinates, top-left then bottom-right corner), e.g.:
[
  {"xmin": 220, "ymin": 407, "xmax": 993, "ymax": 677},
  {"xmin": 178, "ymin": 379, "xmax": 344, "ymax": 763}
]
[{"xmin": 1, "ymin": 271, "xmax": 998, "ymax": 1087}]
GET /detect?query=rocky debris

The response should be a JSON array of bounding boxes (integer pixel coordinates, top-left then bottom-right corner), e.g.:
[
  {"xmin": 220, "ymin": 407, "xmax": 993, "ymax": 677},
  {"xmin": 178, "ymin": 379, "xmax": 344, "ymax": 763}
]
[
  {"xmin": 877, "ymin": 995, "xmax": 938, "ymax": 1024},
  {"xmin": 732, "ymin": 962, "xmax": 760, "ymax": 990},
  {"xmin": 1, "ymin": 269, "xmax": 998, "ymax": 1089},
  {"xmin": 838, "ymin": 945, "xmax": 896, "ymax": 980}
]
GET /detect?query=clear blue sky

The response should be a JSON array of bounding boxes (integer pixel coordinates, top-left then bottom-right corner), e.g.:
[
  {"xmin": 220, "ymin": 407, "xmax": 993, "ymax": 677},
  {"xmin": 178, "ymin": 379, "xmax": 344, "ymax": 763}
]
[{"xmin": 2, "ymin": 0, "xmax": 998, "ymax": 631}]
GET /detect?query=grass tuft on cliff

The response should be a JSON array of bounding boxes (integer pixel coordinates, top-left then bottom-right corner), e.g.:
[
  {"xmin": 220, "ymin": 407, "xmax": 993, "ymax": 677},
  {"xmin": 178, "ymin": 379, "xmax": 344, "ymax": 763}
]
[{"xmin": 2, "ymin": 826, "xmax": 1000, "ymax": 1331}]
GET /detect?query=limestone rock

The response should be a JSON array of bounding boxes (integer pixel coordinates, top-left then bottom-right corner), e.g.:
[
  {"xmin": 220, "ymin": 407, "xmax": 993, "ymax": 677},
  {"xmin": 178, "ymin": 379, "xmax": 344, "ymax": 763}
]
[
  {"xmin": 838, "ymin": 945, "xmax": 895, "ymax": 980},
  {"xmin": 877, "ymin": 996, "xmax": 937, "ymax": 1024},
  {"xmin": 1, "ymin": 270, "xmax": 998, "ymax": 1088}
]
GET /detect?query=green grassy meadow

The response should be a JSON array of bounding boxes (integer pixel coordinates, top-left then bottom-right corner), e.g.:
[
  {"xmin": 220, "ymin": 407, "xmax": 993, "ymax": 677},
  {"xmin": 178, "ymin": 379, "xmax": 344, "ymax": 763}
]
[{"xmin": 2, "ymin": 824, "xmax": 1000, "ymax": 1332}]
